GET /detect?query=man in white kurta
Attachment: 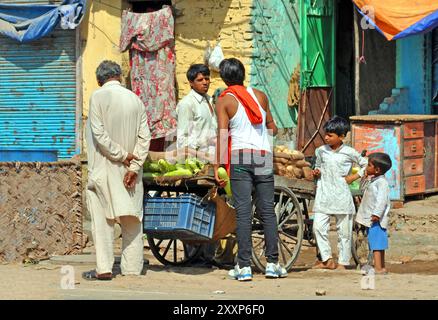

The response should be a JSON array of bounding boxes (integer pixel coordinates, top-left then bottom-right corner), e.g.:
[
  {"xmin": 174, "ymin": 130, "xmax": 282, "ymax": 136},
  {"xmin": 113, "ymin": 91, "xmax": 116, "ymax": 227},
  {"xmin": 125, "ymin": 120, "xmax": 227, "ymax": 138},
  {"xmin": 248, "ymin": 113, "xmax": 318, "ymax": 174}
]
[{"xmin": 84, "ymin": 61, "xmax": 151, "ymax": 280}]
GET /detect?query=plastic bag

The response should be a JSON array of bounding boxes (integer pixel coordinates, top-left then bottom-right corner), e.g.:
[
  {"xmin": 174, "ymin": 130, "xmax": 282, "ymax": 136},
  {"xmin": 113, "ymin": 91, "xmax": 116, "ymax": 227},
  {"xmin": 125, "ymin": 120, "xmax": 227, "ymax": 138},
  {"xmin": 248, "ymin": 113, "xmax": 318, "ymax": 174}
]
[
  {"xmin": 208, "ymin": 43, "xmax": 224, "ymax": 72},
  {"xmin": 203, "ymin": 41, "xmax": 212, "ymax": 66}
]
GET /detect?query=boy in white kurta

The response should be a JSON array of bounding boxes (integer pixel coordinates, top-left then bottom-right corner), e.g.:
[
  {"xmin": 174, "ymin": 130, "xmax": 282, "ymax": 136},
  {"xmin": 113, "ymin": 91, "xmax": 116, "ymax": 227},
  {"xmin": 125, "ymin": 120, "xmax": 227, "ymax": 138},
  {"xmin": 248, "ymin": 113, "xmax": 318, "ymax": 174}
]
[
  {"xmin": 84, "ymin": 61, "xmax": 151, "ymax": 280},
  {"xmin": 312, "ymin": 116, "xmax": 367, "ymax": 270}
]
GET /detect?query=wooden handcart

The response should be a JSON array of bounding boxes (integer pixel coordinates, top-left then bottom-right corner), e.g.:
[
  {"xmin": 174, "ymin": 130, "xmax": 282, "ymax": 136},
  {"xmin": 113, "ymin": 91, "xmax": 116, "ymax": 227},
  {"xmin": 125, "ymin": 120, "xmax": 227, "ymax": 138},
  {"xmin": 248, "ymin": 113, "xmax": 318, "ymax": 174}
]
[{"xmin": 143, "ymin": 168, "xmax": 370, "ymax": 271}]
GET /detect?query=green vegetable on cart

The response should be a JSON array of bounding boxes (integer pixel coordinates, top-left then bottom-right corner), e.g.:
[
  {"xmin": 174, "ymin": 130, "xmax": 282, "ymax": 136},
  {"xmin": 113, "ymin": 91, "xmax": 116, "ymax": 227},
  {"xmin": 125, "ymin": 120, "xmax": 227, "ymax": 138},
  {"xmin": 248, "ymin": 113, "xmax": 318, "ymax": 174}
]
[
  {"xmin": 185, "ymin": 158, "xmax": 200, "ymax": 174},
  {"xmin": 163, "ymin": 168, "xmax": 194, "ymax": 177},
  {"xmin": 158, "ymin": 159, "xmax": 176, "ymax": 173},
  {"xmin": 217, "ymin": 167, "xmax": 232, "ymax": 197},
  {"xmin": 143, "ymin": 157, "xmax": 208, "ymax": 178},
  {"xmin": 144, "ymin": 161, "xmax": 161, "ymax": 173}
]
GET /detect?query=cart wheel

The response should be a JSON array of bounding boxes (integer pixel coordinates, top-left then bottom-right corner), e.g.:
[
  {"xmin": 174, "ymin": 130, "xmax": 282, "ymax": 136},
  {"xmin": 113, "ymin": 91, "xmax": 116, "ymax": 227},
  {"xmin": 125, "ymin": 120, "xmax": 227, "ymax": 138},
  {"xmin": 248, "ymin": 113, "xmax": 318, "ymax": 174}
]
[
  {"xmin": 351, "ymin": 195, "xmax": 372, "ymax": 267},
  {"xmin": 301, "ymin": 198, "xmax": 316, "ymax": 246},
  {"xmin": 144, "ymin": 191, "xmax": 202, "ymax": 266},
  {"xmin": 251, "ymin": 186, "xmax": 304, "ymax": 272},
  {"xmin": 351, "ymin": 221, "xmax": 372, "ymax": 267},
  {"xmin": 147, "ymin": 237, "xmax": 202, "ymax": 266}
]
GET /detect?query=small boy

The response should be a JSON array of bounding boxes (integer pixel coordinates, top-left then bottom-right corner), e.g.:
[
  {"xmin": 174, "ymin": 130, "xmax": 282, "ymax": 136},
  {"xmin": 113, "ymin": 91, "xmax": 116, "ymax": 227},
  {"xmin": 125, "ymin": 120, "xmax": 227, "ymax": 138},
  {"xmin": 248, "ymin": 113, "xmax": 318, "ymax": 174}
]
[
  {"xmin": 356, "ymin": 152, "xmax": 392, "ymax": 274},
  {"xmin": 312, "ymin": 116, "xmax": 368, "ymax": 270}
]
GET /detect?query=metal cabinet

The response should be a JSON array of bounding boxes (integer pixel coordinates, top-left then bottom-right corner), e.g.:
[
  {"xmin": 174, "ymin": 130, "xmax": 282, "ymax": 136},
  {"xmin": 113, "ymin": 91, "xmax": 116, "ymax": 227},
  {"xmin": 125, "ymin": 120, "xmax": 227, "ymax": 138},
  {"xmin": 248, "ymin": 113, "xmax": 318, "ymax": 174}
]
[{"xmin": 350, "ymin": 115, "xmax": 438, "ymax": 201}]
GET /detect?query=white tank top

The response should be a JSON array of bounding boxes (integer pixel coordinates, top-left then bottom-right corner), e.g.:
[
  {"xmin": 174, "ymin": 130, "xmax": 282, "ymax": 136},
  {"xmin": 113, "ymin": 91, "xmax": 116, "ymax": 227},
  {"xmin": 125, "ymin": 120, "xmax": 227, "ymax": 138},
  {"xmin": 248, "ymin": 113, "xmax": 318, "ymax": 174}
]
[{"xmin": 228, "ymin": 87, "xmax": 272, "ymax": 152}]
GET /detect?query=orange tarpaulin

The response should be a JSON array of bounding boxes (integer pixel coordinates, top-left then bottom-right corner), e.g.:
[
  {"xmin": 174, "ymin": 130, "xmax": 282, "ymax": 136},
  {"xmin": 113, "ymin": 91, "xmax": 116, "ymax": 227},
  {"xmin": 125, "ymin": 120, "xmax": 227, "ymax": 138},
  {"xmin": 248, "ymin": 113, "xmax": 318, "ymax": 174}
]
[{"xmin": 353, "ymin": 0, "xmax": 438, "ymax": 40}]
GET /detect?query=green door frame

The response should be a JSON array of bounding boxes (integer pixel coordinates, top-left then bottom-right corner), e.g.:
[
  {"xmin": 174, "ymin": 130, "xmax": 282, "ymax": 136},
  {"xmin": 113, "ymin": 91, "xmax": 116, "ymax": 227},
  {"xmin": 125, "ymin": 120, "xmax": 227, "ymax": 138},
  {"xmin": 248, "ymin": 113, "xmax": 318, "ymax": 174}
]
[{"xmin": 300, "ymin": 0, "xmax": 337, "ymax": 113}]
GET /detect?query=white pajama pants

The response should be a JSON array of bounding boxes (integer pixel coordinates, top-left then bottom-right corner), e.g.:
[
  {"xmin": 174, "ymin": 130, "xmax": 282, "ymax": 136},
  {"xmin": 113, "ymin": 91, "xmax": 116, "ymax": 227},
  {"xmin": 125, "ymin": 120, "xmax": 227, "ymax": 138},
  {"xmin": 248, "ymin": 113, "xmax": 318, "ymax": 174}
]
[
  {"xmin": 89, "ymin": 201, "xmax": 144, "ymax": 275},
  {"xmin": 313, "ymin": 213, "xmax": 353, "ymax": 265}
]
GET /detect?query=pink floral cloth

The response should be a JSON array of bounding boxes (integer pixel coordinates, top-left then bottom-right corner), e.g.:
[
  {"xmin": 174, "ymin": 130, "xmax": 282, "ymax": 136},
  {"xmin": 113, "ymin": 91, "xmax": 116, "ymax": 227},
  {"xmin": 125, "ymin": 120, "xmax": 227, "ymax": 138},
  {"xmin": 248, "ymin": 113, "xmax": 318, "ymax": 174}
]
[{"xmin": 120, "ymin": 6, "xmax": 177, "ymax": 139}]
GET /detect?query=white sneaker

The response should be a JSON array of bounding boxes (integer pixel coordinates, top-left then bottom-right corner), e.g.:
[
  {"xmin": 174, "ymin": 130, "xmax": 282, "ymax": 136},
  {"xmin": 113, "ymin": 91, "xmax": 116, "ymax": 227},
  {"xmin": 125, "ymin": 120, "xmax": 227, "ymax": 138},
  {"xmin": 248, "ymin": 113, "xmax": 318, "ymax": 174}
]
[
  {"xmin": 265, "ymin": 262, "xmax": 288, "ymax": 279},
  {"xmin": 228, "ymin": 265, "xmax": 252, "ymax": 281}
]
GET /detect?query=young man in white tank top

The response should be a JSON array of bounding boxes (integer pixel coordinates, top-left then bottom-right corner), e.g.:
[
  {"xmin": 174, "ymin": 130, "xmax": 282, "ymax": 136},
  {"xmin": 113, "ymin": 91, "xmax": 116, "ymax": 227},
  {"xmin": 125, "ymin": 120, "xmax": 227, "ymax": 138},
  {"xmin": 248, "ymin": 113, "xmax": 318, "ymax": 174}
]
[{"xmin": 214, "ymin": 58, "xmax": 287, "ymax": 281}]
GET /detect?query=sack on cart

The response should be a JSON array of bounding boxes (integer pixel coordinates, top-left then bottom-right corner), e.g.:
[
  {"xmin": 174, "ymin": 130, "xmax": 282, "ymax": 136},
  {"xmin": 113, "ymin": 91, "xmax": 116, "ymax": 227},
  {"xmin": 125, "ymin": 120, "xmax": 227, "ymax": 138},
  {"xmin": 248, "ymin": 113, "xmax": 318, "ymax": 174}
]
[{"xmin": 207, "ymin": 187, "xmax": 236, "ymax": 241}]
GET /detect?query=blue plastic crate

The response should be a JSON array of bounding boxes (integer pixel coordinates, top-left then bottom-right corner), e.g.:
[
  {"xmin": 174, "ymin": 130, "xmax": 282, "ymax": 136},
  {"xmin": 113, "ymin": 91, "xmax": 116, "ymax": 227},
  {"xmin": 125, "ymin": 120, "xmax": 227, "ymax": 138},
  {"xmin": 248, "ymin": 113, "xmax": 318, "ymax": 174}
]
[{"xmin": 143, "ymin": 194, "xmax": 216, "ymax": 241}]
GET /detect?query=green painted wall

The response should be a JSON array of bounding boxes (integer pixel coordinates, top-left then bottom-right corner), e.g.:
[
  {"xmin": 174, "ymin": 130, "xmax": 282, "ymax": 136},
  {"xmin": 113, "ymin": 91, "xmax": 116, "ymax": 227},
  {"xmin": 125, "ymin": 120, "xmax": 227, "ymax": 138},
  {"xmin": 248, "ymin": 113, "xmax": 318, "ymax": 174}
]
[{"xmin": 250, "ymin": 0, "xmax": 300, "ymax": 129}]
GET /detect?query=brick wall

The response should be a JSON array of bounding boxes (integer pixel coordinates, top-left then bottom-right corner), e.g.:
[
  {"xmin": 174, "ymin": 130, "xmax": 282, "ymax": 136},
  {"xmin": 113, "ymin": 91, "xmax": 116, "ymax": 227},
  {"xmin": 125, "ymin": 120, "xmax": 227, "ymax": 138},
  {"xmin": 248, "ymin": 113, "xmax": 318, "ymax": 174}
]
[{"xmin": 174, "ymin": 0, "xmax": 254, "ymax": 99}]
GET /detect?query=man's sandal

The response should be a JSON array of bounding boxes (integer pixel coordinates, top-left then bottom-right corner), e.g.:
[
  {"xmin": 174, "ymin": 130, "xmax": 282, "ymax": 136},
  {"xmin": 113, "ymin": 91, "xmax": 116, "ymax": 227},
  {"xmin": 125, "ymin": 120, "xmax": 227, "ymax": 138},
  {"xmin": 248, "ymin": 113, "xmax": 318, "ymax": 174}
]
[{"xmin": 82, "ymin": 270, "xmax": 112, "ymax": 281}]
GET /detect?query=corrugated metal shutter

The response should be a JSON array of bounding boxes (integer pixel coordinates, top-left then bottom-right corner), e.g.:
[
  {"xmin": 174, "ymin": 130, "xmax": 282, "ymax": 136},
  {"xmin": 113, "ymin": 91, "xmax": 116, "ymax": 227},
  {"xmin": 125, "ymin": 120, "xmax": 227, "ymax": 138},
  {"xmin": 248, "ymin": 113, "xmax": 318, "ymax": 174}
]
[
  {"xmin": 0, "ymin": 1, "xmax": 62, "ymax": 4},
  {"xmin": 0, "ymin": 29, "xmax": 77, "ymax": 159}
]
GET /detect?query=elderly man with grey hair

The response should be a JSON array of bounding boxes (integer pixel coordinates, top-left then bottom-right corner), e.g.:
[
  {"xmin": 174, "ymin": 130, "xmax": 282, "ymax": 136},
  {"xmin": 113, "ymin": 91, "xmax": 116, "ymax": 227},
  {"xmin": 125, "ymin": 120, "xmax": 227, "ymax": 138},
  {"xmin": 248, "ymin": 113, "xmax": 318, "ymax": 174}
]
[{"xmin": 83, "ymin": 60, "xmax": 151, "ymax": 281}]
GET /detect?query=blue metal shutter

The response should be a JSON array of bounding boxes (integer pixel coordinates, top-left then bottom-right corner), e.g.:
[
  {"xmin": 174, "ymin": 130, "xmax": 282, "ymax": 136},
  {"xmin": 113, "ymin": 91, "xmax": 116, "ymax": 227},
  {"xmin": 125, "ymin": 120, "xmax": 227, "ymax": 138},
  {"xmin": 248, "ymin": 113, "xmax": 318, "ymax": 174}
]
[
  {"xmin": 0, "ymin": 1, "xmax": 62, "ymax": 3},
  {"xmin": 0, "ymin": 29, "xmax": 77, "ymax": 159}
]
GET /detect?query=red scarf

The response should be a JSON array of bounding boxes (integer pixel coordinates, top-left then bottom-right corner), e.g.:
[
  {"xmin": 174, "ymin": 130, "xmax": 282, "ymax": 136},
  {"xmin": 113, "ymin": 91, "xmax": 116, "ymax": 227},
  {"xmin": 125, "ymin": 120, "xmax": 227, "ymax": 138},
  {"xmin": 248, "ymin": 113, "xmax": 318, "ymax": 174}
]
[
  {"xmin": 219, "ymin": 85, "xmax": 263, "ymax": 124},
  {"xmin": 219, "ymin": 85, "xmax": 263, "ymax": 174}
]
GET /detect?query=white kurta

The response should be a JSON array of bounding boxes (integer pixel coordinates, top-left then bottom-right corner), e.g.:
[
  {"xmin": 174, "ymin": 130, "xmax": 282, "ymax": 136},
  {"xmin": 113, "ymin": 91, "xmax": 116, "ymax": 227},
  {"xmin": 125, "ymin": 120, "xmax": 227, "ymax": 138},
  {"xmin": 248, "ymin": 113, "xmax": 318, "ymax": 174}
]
[
  {"xmin": 313, "ymin": 144, "xmax": 368, "ymax": 215},
  {"xmin": 86, "ymin": 80, "xmax": 151, "ymax": 221},
  {"xmin": 312, "ymin": 143, "xmax": 367, "ymax": 265},
  {"xmin": 356, "ymin": 175, "xmax": 391, "ymax": 229}
]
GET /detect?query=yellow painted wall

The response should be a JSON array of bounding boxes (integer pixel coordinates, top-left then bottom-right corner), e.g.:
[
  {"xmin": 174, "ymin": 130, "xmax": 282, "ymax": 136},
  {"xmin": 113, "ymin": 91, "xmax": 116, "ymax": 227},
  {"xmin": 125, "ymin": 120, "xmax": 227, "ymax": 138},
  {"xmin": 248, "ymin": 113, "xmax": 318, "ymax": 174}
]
[
  {"xmin": 174, "ymin": 0, "xmax": 253, "ymax": 99},
  {"xmin": 80, "ymin": 0, "xmax": 129, "ymax": 118}
]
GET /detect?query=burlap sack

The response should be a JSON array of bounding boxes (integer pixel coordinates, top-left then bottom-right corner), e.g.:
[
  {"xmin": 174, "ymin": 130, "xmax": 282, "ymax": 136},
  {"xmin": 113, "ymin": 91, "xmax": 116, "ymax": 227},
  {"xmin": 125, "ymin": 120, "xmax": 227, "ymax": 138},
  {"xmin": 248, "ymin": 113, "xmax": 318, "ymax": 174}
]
[
  {"xmin": 273, "ymin": 157, "xmax": 289, "ymax": 165},
  {"xmin": 273, "ymin": 152, "xmax": 291, "ymax": 159},
  {"xmin": 295, "ymin": 160, "xmax": 311, "ymax": 168},
  {"xmin": 293, "ymin": 167, "xmax": 303, "ymax": 179}
]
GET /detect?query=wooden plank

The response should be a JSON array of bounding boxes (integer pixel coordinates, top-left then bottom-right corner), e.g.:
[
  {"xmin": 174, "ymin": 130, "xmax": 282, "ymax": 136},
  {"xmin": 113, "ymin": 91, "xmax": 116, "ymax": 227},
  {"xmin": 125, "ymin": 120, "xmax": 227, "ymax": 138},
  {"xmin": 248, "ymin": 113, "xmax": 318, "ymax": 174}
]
[
  {"xmin": 351, "ymin": 115, "xmax": 438, "ymax": 122},
  {"xmin": 436, "ymin": 120, "xmax": 438, "ymax": 189},
  {"xmin": 424, "ymin": 121, "xmax": 436, "ymax": 190},
  {"xmin": 297, "ymin": 88, "xmax": 332, "ymax": 157},
  {"xmin": 425, "ymin": 188, "xmax": 438, "ymax": 194},
  {"xmin": 274, "ymin": 175, "xmax": 316, "ymax": 195}
]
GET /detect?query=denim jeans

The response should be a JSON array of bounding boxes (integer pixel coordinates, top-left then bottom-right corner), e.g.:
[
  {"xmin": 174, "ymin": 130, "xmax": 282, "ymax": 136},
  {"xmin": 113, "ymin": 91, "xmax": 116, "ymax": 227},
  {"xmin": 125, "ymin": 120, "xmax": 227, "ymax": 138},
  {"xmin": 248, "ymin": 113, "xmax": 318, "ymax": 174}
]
[{"xmin": 230, "ymin": 150, "xmax": 278, "ymax": 268}]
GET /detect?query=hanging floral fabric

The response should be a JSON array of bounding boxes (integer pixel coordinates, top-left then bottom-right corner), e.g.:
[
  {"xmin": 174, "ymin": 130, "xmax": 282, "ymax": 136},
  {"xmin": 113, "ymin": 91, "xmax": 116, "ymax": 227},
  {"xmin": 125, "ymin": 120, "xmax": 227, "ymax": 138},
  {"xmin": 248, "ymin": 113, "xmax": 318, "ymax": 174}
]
[{"xmin": 120, "ymin": 6, "xmax": 177, "ymax": 139}]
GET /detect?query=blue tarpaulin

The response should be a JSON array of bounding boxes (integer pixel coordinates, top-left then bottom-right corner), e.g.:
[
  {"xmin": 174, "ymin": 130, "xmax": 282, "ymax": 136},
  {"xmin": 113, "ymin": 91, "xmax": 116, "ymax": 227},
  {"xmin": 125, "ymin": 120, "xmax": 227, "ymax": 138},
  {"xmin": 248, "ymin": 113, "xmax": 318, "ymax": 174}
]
[{"xmin": 0, "ymin": 0, "xmax": 86, "ymax": 43}]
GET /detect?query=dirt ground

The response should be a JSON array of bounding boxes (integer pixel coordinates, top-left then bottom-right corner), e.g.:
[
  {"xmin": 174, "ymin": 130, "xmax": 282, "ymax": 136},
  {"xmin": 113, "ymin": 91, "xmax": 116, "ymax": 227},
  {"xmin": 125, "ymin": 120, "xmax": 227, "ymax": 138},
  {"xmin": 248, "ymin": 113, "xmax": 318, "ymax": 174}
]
[
  {"xmin": 1, "ymin": 250, "xmax": 438, "ymax": 300},
  {"xmin": 1, "ymin": 195, "xmax": 437, "ymax": 300},
  {"xmin": 2, "ymin": 236, "xmax": 438, "ymax": 300}
]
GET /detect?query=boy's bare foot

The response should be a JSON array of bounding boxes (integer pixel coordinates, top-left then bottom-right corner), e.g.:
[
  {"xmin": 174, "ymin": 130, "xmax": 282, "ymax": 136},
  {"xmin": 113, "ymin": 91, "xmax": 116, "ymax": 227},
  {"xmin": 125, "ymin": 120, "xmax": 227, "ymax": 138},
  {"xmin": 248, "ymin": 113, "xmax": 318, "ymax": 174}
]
[
  {"xmin": 312, "ymin": 258, "xmax": 336, "ymax": 270},
  {"xmin": 336, "ymin": 264, "xmax": 346, "ymax": 270},
  {"xmin": 313, "ymin": 260, "xmax": 324, "ymax": 267}
]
